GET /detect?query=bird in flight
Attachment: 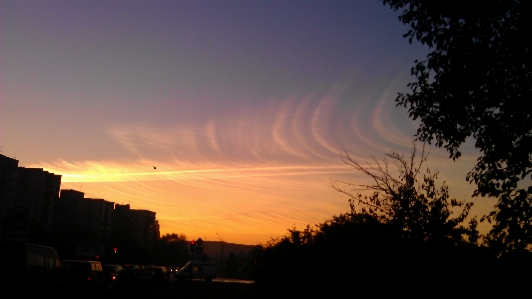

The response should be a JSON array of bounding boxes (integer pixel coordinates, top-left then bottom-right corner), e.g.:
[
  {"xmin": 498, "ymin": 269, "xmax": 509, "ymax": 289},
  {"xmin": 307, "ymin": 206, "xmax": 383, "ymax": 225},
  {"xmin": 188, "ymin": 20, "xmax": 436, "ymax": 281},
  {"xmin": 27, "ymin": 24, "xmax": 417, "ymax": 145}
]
[{"xmin": 153, "ymin": 166, "xmax": 157, "ymax": 169}]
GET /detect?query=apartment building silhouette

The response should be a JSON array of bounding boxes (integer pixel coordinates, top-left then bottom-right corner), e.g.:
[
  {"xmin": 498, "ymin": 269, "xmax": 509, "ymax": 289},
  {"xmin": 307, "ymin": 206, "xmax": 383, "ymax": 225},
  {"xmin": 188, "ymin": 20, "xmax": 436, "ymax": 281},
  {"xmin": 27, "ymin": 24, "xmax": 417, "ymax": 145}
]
[
  {"xmin": 1, "ymin": 154, "xmax": 159, "ymax": 259},
  {"xmin": 1, "ymin": 154, "xmax": 61, "ymax": 241}
]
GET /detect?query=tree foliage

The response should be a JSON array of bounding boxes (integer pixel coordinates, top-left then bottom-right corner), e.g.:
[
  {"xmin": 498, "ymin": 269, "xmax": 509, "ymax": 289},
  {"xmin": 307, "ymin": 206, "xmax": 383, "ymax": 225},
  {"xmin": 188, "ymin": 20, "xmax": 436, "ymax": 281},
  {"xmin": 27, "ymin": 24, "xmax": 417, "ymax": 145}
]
[
  {"xmin": 381, "ymin": 0, "xmax": 531, "ymax": 255},
  {"xmin": 152, "ymin": 233, "xmax": 190, "ymax": 267},
  {"xmin": 333, "ymin": 142, "xmax": 478, "ymax": 245},
  {"xmin": 253, "ymin": 213, "xmax": 395, "ymax": 296},
  {"xmin": 253, "ymin": 148, "xmax": 531, "ymax": 294},
  {"xmin": 254, "ymin": 212, "xmax": 492, "ymax": 296},
  {"xmin": 483, "ymin": 188, "xmax": 532, "ymax": 255}
]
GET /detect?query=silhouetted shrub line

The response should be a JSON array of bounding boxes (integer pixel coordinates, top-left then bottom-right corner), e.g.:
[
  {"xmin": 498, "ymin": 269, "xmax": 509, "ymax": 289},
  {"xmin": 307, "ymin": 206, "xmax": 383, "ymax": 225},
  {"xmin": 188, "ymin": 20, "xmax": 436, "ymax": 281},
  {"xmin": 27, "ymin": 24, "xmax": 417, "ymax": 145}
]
[{"xmin": 250, "ymin": 144, "xmax": 531, "ymax": 295}]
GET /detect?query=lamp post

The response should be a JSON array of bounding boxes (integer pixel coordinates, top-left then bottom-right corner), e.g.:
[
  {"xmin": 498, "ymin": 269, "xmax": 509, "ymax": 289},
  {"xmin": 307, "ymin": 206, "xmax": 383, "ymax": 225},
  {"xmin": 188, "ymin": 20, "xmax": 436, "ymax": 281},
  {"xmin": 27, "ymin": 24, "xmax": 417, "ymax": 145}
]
[{"xmin": 216, "ymin": 233, "xmax": 224, "ymax": 270}]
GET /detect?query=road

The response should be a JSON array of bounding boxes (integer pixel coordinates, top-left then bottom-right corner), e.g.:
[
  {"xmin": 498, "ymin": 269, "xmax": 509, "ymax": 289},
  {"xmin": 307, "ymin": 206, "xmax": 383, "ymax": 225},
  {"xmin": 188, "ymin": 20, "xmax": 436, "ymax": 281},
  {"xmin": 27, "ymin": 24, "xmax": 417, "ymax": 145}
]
[{"xmin": 98, "ymin": 279, "xmax": 261, "ymax": 299}]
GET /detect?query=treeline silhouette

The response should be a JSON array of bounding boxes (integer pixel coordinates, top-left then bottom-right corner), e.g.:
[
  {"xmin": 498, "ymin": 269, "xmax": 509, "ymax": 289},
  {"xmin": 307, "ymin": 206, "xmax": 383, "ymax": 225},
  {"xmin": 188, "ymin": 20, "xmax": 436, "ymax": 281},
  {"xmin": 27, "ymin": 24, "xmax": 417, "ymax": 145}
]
[
  {"xmin": 150, "ymin": 233, "xmax": 190, "ymax": 267},
  {"xmin": 250, "ymin": 144, "xmax": 531, "ymax": 297}
]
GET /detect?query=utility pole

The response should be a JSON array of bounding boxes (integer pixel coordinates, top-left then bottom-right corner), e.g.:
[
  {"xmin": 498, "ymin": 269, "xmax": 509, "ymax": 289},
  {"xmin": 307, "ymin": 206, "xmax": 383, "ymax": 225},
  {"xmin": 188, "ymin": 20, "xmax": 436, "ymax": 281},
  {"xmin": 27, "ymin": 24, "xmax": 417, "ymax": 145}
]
[{"xmin": 216, "ymin": 233, "xmax": 224, "ymax": 270}]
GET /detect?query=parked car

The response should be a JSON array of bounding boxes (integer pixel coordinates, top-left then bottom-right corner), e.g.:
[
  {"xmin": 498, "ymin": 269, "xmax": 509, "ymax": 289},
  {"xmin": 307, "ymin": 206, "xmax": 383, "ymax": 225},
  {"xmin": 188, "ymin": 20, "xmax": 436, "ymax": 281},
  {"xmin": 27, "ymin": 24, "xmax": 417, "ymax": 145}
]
[
  {"xmin": 148, "ymin": 266, "xmax": 169, "ymax": 286},
  {"xmin": 121, "ymin": 264, "xmax": 141, "ymax": 269},
  {"xmin": 1, "ymin": 241, "xmax": 65, "ymax": 288},
  {"xmin": 116, "ymin": 268, "xmax": 154, "ymax": 288},
  {"xmin": 62, "ymin": 260, "xmax": 105, "ymax": 287},
  {"xmin": 116, "ymin": 268, "xmax": 137, "ymax": 288},
  {"xmin": 175, "ymin": 261, "xmax": 217, "ymax": 282},
  {"xmin": 102, "ymin": 264, "xmax": 123, "ymax": 285}
]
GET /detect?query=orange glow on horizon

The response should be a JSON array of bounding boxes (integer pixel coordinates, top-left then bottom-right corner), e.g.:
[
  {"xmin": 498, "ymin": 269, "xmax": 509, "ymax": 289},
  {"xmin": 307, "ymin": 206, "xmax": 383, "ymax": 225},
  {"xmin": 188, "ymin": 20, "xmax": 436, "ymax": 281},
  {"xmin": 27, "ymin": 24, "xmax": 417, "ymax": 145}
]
[{"xmin": 39, "ymin": 153, "xmax": 493, "ymax": 245}]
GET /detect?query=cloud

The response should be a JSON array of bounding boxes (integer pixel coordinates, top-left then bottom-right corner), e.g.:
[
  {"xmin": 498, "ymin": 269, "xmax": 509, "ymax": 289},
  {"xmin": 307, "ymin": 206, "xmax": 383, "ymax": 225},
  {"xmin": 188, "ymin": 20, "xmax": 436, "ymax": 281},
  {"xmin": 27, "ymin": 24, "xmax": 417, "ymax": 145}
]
[{"xmin": 27, "ymin": 79, "xmax": 491, "ymax": 244}]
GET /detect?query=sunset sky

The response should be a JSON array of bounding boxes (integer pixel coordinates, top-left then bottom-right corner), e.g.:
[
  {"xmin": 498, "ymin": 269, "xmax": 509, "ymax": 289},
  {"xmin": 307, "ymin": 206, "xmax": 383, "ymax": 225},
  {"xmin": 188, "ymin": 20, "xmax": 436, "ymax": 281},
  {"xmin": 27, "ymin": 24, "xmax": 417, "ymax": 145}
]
[{"xmin": 1, "ymin": 0, "xmax": 497, "ymax": 245}]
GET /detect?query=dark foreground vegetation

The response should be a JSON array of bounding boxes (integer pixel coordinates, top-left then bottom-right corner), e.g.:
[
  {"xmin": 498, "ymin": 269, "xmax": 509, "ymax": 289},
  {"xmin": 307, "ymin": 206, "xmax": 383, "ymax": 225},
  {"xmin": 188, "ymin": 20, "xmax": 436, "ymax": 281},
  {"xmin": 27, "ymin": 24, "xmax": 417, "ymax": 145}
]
[
  {"xmin": 250, "ymin": 143, "xmax": 532, "ymax": 297},
  {"xmin": 251, "ymin": 213, "xmax": 531, "ymax": 297}
]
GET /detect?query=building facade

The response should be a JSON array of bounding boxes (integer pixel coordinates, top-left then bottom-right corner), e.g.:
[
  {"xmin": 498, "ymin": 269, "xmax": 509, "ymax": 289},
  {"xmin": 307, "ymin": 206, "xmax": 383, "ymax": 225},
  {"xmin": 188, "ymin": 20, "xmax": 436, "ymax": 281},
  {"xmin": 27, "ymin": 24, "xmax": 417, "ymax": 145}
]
[
  {"xmin": 0, "ymin": 154, "xmax": 61, "ymax": 242},
  {"xmin": 77, "ymin": 198, "xmax": 115, "ymax": 240},
  {"xmin": 55, "ymin": 190, "xmax": 115, "ymax": 240},
  {"xmin": 112, "ymin": 204, "xmax": 159, "ymax": 262},
  {"xmin": 54, "ymin": 189, "xmax": 84, "ymax": 236},
  {"xmin": 200, "ymin": 240, "xmax": 257, "ymax": 268}
]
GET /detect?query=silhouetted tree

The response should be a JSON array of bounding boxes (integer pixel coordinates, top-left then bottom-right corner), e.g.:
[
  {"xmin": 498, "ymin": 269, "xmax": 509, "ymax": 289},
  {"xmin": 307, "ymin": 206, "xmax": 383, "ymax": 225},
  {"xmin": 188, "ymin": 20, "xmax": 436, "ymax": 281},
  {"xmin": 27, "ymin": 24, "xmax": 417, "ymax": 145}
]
[
  {"xmin": 381, "ymin": 0, "xmax": 531, "ymax": 255},
  {"xmin": 254, "ymin": 143, "xmax": 524, "ymax": 295},
  {"xmin": 483, "ymin": 189, "xmax": 532, "ymax": 255},
  {"xmin": 152, "ymin": 233, "xmax": 189, "ymax": 267},
  {"xmin": 253, "ymin": 214, "xmax": 382, "ymax": 296},
  {"xmin": 333, "ymin": 142, "xmax": 478, "ymax": 246},
  {"xmin": 253, "ymin": 210, "xmax": 483, "ymax": 297}
]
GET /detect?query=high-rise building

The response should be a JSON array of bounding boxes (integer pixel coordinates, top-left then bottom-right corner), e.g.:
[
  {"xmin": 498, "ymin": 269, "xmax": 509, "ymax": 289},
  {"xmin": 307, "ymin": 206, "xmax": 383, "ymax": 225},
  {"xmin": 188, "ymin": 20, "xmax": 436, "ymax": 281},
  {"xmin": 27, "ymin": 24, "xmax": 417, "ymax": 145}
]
[
  {"xmin": 55, "ymin": 190, "xmax": 115, "ymax": 248},
  {"xmin": 112, "ymin": 204, "xmax": 158, "ymax": 256},
  {"xmin": 0, "ymin": 154, "xmax": 61, "ymax": 242},
  {"xmin": 77, "ymin": 198, "xmax": 115, "ymax": 240},
  {"xmin": 54, "ymin": 189, "xmax": 84, "ymax": 236}
]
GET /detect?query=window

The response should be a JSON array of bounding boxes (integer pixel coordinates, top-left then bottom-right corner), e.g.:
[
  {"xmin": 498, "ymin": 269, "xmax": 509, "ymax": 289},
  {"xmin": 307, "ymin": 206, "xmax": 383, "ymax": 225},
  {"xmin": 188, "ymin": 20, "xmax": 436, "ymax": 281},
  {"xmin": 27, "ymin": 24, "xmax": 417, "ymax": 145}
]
[
  {"xmin": 44, "ymin": 256, "xmax": 54, "ymax": 269},
  {"xmin": 26, "ymin": 253, "xmax": 44, "ymax": 268}
]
